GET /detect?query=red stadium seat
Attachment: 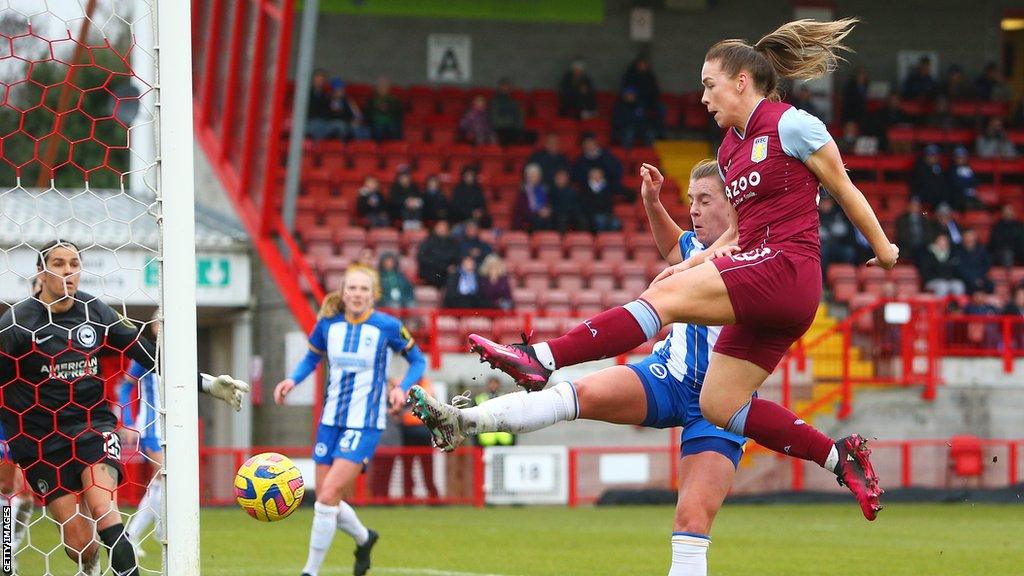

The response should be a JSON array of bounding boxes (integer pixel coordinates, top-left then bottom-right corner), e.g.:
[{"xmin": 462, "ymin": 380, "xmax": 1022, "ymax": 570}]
[
  {"xmin": 512, "ymin": 289, "xmax": 538, "ymax": 311},
  {"xmin": 551, "ymin": 262, "xmax": 585, "ymax": 292},
  {"xmin": 517, "ymin": 261, "xmax": 551, "ymax": 291},
  {"xmin": 541, "ymin": 291, "xmax": 572, "ymax": 312},
  {"xmin": 414, "ymin": 286, "xmax": 440, "ymax": 307},
  {"xmin": 368, "ymin": 228, "xmax": 401, "ymax": 253}
]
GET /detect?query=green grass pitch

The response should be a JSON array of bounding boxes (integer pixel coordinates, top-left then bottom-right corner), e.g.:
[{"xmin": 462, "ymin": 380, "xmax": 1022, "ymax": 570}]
[{"xmin": 11, "ymin": 503, "xmax": 1024, "ymax": 575}]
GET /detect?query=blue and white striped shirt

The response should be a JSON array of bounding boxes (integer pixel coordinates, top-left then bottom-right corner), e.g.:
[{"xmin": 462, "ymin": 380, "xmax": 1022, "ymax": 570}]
[
  {"xmin": 652, "ymin": 232, "xmax": 722, "ymax": 385},
  {"xmin": 308, "ymin": 311, "xmax": 425, "ymax": 430},
  {"xmin": 119, "ymin": 361, "xmax": 161, "ymax": 440}
]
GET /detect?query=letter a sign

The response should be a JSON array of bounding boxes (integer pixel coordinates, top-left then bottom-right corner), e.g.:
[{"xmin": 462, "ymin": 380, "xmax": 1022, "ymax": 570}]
[{"xmin": 428, "ymin": 34, "xmax": 471, "ymax": 83}]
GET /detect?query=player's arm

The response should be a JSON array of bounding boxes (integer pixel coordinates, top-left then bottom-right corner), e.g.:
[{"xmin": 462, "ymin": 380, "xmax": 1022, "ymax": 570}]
[
  {"xmin": 640, "ymin": 165, "xmax": 686, "ymax": 263},
  {"xmin": 805, "ymin": 141, "xmax": 899, "ymax": 269},
  {"xmin": 102, "ymin": 306, "xmax": 250, "ymax": 410},
  {"xmin": 386, "ymin": 323, "xmax": 427, "ymax": 412}
]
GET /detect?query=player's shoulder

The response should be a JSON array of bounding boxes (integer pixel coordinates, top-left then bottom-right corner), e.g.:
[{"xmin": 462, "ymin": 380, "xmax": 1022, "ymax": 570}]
[{"xmin": 368, "ymin": 310, "xmax": 402, "ymax": 333}]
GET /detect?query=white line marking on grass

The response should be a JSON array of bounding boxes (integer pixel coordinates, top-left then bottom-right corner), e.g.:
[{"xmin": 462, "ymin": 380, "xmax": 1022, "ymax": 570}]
[{"xmin": 377, "ymin": 568, "xmax": 523, "ymax": 576}]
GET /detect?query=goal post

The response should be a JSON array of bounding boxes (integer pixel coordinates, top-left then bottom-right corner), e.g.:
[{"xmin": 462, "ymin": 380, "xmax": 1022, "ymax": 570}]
[
  {"xmin": 0, "ymin": 0, "xmax": 199, "ymax": 573},
  {"xmin": 155, "ymin": 1, "xmax": 200, "ymax": 575}
]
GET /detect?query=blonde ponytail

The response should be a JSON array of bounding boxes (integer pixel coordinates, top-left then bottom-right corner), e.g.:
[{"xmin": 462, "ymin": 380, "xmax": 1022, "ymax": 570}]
[
  {"xmin": 754, "ymin": 18, "xmax": 858, "ymax": 81},
  {"xmin": 706, "ymin": 18, "xmax": 858, "ymax": 98}
]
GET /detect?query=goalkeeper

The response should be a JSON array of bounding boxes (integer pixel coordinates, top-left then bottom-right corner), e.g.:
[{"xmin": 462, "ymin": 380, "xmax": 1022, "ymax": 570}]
[{"xmin": 0, "ymin": 240, "xmax": 248, "ymax": 576}]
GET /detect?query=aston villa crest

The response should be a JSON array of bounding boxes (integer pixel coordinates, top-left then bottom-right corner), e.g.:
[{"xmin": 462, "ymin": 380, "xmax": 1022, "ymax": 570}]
[{"xmin": 751, "ymin": 136, "xmax": 769, "ymax": 163}]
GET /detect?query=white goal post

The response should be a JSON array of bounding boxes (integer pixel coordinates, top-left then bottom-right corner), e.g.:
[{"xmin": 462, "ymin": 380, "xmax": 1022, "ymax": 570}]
[{"xmin": 156, "ymin": 1, "xmax": 200, "ymax": 574}]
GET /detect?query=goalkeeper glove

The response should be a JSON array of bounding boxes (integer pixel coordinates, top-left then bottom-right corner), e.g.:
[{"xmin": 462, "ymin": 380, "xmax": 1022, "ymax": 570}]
[{"xmin": 201, "ymin": 373, "xmax": 250, "ymax": 411}]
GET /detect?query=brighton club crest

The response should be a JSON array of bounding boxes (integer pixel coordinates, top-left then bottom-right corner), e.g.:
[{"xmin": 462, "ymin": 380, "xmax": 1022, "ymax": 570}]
[{"xmin": 751, "ymin": 136, "xmax": 769, "ymax": 163}]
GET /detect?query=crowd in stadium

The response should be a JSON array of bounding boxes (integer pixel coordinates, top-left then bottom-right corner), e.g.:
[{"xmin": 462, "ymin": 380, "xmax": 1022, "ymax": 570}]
[{"xmin": 297, "ymin": 51, "xmax": 1024, "ymax": 319}]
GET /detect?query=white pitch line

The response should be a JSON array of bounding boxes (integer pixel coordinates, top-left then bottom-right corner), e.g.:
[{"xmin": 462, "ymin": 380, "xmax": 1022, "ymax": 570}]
[{"xmin": 376, "ymin": 568, "xmax": 523, "ymax": 576}]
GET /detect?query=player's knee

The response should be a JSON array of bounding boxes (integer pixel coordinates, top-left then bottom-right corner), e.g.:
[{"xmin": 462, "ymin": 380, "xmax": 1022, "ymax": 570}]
[
  {"xmin": 63, "ymin": 531, "xmax": 99, "ymax": 562},
  {"xmin": 673, "ymin": 501, "xmax": 712, "ymax": 534},
  {"xmin": 698, "ymin": 394, "xmax": 730, "ymax": 428},
  {"xmin": 316, "ymin": 485, "xmax": 344, "ymax": 506}
]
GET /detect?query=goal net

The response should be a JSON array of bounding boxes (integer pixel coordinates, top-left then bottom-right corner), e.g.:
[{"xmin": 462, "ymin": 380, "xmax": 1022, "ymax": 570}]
[{"xmin": 0, "ymin": 1, "xmax": 197, "ymax": 574}]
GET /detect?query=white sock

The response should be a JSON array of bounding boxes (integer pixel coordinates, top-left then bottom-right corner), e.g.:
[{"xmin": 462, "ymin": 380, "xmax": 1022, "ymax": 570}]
[
  {"xmin": 127, "ymin": 479, "xmax": 159, "ymax": 544},
  {"xmin": 668, "ymin": 533, "xmax": 709, "ymax": 576},
  {"xmin": 823, "ymin": 445, "xmax": 840, "ymax": 473},
  {"xmin": 335, "ymin": 500, "xmax": 369, "ymax": 545},
  {"xmin": 303, "ymin": 502, "xmax": 340, "ymax": 576},
  {"xmin": 461, "ymin": 381, "xmax": 578, "ymax": 434},
  {"xmin": 532, "ymin": 342, "xmax": 557, "ymax": 370},
  {"xmin": 11, "ymin": 493, "xmax": 32, "ymax": 550}
]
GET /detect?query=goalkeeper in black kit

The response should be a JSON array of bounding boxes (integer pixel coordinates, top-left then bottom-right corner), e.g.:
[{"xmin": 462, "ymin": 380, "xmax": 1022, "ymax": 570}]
[{"xmin": 0, "ymin": 240, "xmax": 249, "ymax": 576}]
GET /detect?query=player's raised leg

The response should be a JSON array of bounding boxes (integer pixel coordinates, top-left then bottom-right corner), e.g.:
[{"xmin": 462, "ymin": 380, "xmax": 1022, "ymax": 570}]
[
  {"xmin": 410, "ymin": 365, "xmax": 651, "ymax": 452},
  {"xmin": 469, "ymin": 260, "xmax": 734, "ymax": 391},
  {"xmin": 700, "ymin": 352, "xmax": 881, "ymax": 519}
]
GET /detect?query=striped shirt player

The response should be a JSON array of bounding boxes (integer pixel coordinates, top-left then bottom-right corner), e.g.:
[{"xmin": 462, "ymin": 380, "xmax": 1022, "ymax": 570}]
[
  {"xmin": 119, "ymin": 361, "xmax": 162, "ymax": 454},
  {"xmin": 629, "ymin": 230, "xmax": 747, "ymax": 465},
  {"xmin": 289, "ymin": 310, "xmax": 426, "ymax": 467}
]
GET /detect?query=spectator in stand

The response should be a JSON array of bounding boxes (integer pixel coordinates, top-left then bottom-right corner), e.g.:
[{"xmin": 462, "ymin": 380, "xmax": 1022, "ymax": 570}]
[
  {"xmin": 422, "ymin": 175, "xmax": 450, "ymax": 224},
  {"xmin": 963, "ymin": 288, "xmax": 1001, "ymax": 349},
  {"xmin": 612, "ymin": 87, "xmax": 655, "ymax": 149},
  {"xmin": 841, "ymin": 67, "xmax": 869, "ymax": 125},
  {"xmin": 490, "ymin": 78, "xmax": 530, "ymax": 146},
  {"xmin": 417, "ymin": 220, "xmax": 461, "ymax": 288},
  {"xmin": 620, "ymin": 55, "xmax": 663, "ymax": 136},
  {"xmin": 356, "ymin": 175, "xmax": 390, "ymax": 228},
  {"xmin": 388, "ymin": 167, "xmax": 424, "ymax": 230},
  {"xmin": 443, "ymin": 256, "xmax": 486, "ymax": 309},
  {"xmin": 818, "ymin": 193, "xmax": 856, "ymax": 280},
  {"xmin": 790, "ymin": 84, "xmax": 821, "ymax": 119},
  {"xmin": 976, "ymin": 116, "xmax": 1018, "ymax": 159},
  {"xmin": 955, "ymin": 229, "xmax": 994, "ymax": 295},
  {"xmin": 328, "ymin": 79, "xmax": 371, "ymax": 141},
  {"xmin": 366, "ymin": 76, "xmax": 403, "ymax": 141},
  {"xmin": 526, "ymin": 133, "xmax": 571, "ymax": 186},
  {"xmin": 975, "ymin": 62, "xmax": 1011, "ymax": 101},
  {"xmin": 449, "ymin": 166, "xmax": 491, "ymax": 228},
  {"xmin": 926, "ymin": 96, "xmax": 958, "ymax": 130},
  {"xmin": 896, "ymin": 197, "xmax": 940, "ymax": 262},
  {"xmin": 837, "ymin": 121, "xmax": 860, "ymax": 154},
  {"xmin": 935, "ymin": 203, "xmax": 964, "ymax": 247},
  {"xmin": 378, "ymin": 252, "xmax": 415, "ymax": 309},
  {"xmin": 946, "ymin": 146, "xmax": 982, "ymax": 212},
  {"xmin": 479, "ymin": 254, "xmax": 513, "ymax": 311},
  {"xmin": 459, "ymin": 95, "xmax": 496, "ymax": 146},
  {"xmin": 559, "ymin": 57, "xmax": 598, "ymax": 120},
  {"xmin": 989, "ymin": 204, "xmax": 1024, "ymax": 267},
  {"xmin": 910, "ymin": 144, "xmax": 951, "ymax": 210},
  {"xmin": 572, "ymin": 132, "xmax": 623, "ymax": 189},
  {"xmin": 458, "ymin": 220, "xmax": 493, "ymax": 265},
  {"xmin": 866, "ymin": 93, "xmax": 909, "ymax": 153},
  {"xmin": 941, "ymin": 65, "xmax": 973, "ymax": 100},
  {"xmin": 1002, "ymin": 287, "xmax": 1024, "ymax": 348},
  {"xmin": 582, "ymin": 167, "xmax": 621, "ymax": 232},
  {"xmin": 513, "ymin": 163, "xmax": 555, "ymax": 231},
  {"xmin": 551, "ymin": 168, "xmax": 586, "ymax": 233},
  {"xmin": 356, "ymin": 247, "xmax": 376, "ymax": 269},
  {"xmin": 902, "ymin": 56, "xmax": 938, "ymax": 100},
  {"xmin": 918, "ymin": 233, "xmax": 966, "ymax": 297},
  {"xmin": 306, "ymin": 69, "xmax": 344, "ymax": 141}
]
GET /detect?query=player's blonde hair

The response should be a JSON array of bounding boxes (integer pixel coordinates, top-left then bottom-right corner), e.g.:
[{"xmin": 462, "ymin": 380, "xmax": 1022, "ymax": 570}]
[
  {"xmin": 706, "ymin": 18, "xmax": 857, "ymax": 100},
  {"xmin": 689, "ymin": 159, "xmax": 721, "ymax": 183},
  {"xmin": 318, "ymin": 264, "xmax": 380, "ymax": 319}
]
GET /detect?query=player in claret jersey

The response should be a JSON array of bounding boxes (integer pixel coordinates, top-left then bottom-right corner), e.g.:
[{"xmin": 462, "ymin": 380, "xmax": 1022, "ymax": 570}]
[
  {"xmin": 0, "ymin": 240, "xmax": 249, "ymax": 576},
  {"xmin": 467, "ymin": 19, "xmax": 896, "ymax": 521}
]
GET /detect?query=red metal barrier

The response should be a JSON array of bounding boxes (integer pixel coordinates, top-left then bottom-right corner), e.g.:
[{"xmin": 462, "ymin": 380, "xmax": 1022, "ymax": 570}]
[{"xmin": 199, "ymin": 439, "xmax": 1024, "ymax": 507}]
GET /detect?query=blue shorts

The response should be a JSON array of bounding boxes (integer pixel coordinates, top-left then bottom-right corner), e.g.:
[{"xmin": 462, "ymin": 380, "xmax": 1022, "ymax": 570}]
[
  {"xmin": 313, "ymin": 425, "xmax": 383, "ymax": 467},
  {"xmin": 627, "ymin": 354, "xmax": 747, "ymax": 468}
]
